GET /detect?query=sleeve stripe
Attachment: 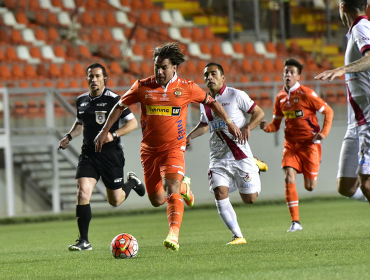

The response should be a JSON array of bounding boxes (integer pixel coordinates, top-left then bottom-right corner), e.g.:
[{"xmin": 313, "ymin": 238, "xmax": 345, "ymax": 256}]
[
  {"xmin": 318, "ymin": 105, "xmax": 325, "ymax": 113},
  {"xmin": 273, "ymin": 115, "xmax": 283, "ymax": 119},
  {"xmin": 361, "ymin": 45, "xmax": 370, "ymax": 55},
  {"xmin": 247, "ymin": 102, "xmax": 256, "ymax": 114}
]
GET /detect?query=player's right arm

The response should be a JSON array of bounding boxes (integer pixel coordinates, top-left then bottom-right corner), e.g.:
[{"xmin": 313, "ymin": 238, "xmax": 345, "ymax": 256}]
[
  {"xmin": 59, "ymin": 120, "xmax": 83, "ymax": 149},
  {"xmin": 186, "ymin": 122, "xmax": 209, "ymax": 150}
]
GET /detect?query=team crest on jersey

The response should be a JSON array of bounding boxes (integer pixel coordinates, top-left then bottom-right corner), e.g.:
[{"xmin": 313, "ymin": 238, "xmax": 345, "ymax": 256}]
[
  {"xmin": 173, "ymin": 87, "xmax": 183, "ymax": 98},
  {"xmin": 243, "ymin": 173, "xmax": 251, "ymax": 183},
  {"xmin": 95, "ymin": 111, "xmax": 106, "ymax": 124}
]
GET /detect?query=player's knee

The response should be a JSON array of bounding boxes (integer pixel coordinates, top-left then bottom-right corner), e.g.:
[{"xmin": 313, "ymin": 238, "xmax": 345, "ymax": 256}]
[
  {"xmin": 284, "ymin": 177, "xmax": 295, "ymax": 184},
  {"xmin": 76, "ymin": 187, "xmax": 90, "ymax": 202},
  {"xmin": 304, "ymin": 185, "xmax": 315, "ymax": 192},
  {"xmin": 242, "ymin": 197, "xmax": 256, "ymax": 204},
  {"xmin": 108, "ymin": 199, "xmax": 120, "ymax": 207}
]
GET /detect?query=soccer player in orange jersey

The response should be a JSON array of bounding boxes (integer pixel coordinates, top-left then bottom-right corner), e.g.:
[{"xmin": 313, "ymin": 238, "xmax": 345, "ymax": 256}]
[
  {"xmin": 260, "ymin": 58, "xmax": 334, "ymax": 232},
  {"xmin": 94, "ymin": 42, "xmax": 241, "ymax": 251}
]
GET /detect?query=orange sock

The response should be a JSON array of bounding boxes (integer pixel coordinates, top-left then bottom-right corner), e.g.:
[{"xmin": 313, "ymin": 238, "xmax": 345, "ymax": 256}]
[
  {"xmin": 285, "ymin": 182, "xmax": 299, "ymax": 222},
  {"xmin": 180, "ymin": 181, "xmax": 187, "ymax": 195},
  {"xmin": 167, "ymin": 193, "xmax": 184, "ymax": 239}
]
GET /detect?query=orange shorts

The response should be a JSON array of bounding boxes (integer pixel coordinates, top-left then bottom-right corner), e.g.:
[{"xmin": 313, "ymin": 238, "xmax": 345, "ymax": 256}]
[
  {"xmin": 141, "ymin": 147, "xmax": 185, "ymax": 195},
  {"xmin": 282, "ymin": 140, "xmax": 322, "ymax": 180}
]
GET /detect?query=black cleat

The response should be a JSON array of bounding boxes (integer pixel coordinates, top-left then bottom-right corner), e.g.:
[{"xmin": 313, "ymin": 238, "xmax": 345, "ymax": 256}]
[
  {"xmin": 127, "ymin": 172, "xmax": 146, "ymax": 197},
  {"xmin": 68, "ymin": 239, "xmax": 92, "ymax": 251}
]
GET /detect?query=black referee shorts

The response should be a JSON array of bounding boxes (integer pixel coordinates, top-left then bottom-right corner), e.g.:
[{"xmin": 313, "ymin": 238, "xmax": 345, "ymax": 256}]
[{"xmin": 76, "ymin": 147, "xmax": 126, "ymax": 190}]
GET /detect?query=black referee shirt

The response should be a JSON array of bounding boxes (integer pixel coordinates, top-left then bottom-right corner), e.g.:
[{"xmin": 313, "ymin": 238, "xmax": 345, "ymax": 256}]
[{"xmin": 76, "ymin": 88, "xmax": 132, "ymax": 151}]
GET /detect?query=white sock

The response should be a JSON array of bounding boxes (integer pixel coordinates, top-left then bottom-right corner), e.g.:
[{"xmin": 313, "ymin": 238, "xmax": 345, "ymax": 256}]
[
  {"xmin": 350, "ymin": 187, "xmax": 368, "ymax": 202},
  {"xmin": 215, "ymin": 197, "xmax": 243, "ymax": 238}
]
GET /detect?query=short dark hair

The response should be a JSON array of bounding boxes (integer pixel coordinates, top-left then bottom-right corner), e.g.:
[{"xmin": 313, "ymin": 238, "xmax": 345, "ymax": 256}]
[
  {"xmin": 284, "ymin": 58, "xmax": 304, "ymax": 74},
  {"xmin": 342, "ymin": 0, "xmax": 367, "ymax": 13},
  {"xmin": 86, "ymin": 63, "xmax": 107, "ymax": 78},
  {"xmin": 204, "ymin": 62, "xmax": 224, "ymax": 75},
  {"xmin": 153, "ymin": 42, "xmax": 185, "ymax": 66}
]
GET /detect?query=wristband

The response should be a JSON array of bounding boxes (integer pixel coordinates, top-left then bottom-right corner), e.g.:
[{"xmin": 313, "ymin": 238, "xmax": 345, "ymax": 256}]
[
  {"xmin": 65, "ymin": 133, "xmax": 72, "ymax": 141},
  {"xmin": 112, "ymin": 131, "xmax": 118, "ymax": 140},
  {"xmin": 225, "ymin": 118, "xmax": 233, "ymax": 124}
]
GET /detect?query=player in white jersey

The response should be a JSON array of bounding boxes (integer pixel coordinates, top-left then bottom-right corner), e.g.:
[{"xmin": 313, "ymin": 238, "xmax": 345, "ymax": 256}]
[
  {"xmin": 186, "ymin": 63, "xmax": 265, "ymax": 245},
  {"xmin": 315, "ymin": 0, "xmax": 370, "ymax": 202}
]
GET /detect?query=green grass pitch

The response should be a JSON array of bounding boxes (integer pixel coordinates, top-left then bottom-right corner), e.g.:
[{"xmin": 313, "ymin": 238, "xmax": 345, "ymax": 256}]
[{"xmin": 0, "ymin": 198, "xmax": 369, "ymax": 280}]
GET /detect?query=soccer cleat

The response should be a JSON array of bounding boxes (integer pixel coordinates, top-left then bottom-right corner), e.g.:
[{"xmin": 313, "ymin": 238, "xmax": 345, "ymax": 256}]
[
  {"xmin": 68, "ymin": 239, "xmax": 92, "ymax": 251},
  {"xmin": 127, "ymin": 171, "xmax": 146, "ymax": 197},
  {"xmin": 226, "ymin": 235, "xmax": 247, "ymax": 245},
  {"xmin": 287, "ymin": 221, "xmax": 303, "ymax": 232},
  {"xmin": 254, "ymin": 157, "xmax": 268, "ymax": 172},
  {"xmin": 181, "ymin": 176, "xmax": 194, "ymax": 207},
  {"xmin": 163, "ymin": 232, "xmax": 179, "ymax": 252}
]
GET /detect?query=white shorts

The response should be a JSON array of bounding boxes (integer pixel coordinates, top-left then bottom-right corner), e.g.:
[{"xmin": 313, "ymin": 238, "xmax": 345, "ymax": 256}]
[
  {"xmin": 208, "ymin": 160, "xmax": 261, "ymax": 195},
  {"xmin": 337, "ymin": 124, "xmax": 370, "ymax": 177}
]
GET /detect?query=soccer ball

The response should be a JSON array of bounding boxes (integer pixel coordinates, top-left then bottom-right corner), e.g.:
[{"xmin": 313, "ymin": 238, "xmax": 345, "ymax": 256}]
[{"xmin": 110, "ymin": 233, "xmax": 139, "ymax": 259}]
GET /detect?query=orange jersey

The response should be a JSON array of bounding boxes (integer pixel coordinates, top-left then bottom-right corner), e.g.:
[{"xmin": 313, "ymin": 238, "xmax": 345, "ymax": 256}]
[
  {"xmin": 273, "ymin": 83, "xmax": 330, "ymax": 142},
  {"xmin": 120, "ymin": 74, "xmax": 213, "ymax": 152}
]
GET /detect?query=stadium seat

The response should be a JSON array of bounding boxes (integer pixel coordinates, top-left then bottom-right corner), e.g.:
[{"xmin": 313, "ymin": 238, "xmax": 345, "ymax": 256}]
[
  {"xmin": 203, "ymin": 26, "xmax": 219, "ymax": 42},
  {"xmin": 221, "ymin": 41, "xmax": 243, "ymax": 59},
  {"xmin": 56, "ymin": 80, "xmax": 67, "ymax": 88},
  {"xmin": 62, "ymin": 0, "xmax": 76, "ymax": 10},
  {"xmin": 160, "ymin": 10, "xmax": 173, "ymax": 26},
  {"xmin": 15, "ymin": 12, "xmax": 31, "ymax": 27},
  {"xmin": 22, "ymin": 28, "xmax": 45, "ymax": 46},
  {"xmin": 275, "ymin": 58, "xmax": 285, "ymax": 73},
  {"xmin": 0, "ymin": 30, "xmax": 10, "ymax": 45},
  {"xmin": 51, "ymin": 0, "xmax": 64, "ymax": 10},
  {"xmin": 111, "ymin": 27, "xmax": 127, "ymax": 42},
  {"xmin": 78, "ymin": 45, "xmax": 93, "ymax": 59},
  {"xmin": 35, "ymin": 28, "xmax": 48, "ymax": 43},
  {"xmin": 47, "ymin": 27, "xmax": 60, "ymax": 42},
  {"xmin": 265, "ymin": 42, "xmax": 277, "ymax": 57},
  {"xmin": 337, "ymin": 89, "xmax": 347, "ymax": 105},
  {"xmin": 239, "ymin": 75, "xmax": 249, "ymax": 83},
  {"xmin": 0, "ymin": 65, "xmax": 12, "ymax": 81},
  {"xmin": 12, "ymin": 101, "xmax": 27, "ymax": 117},
  {"xmin": 89, "ymin": 29, "xmax": 101, "ymax": 43},
  {"xmin": 24, "ymin": 64, "xmax": 39, "ymax": 79},
  {"xmin": 254, "ymin": 41, "xmax": 276, "ymax": 59},
  {"xmin": 244, "ymin": 42, "xmax": 261, "ymax": 57},
  {"xmin": 11, "ymin": 65, "xmax": 25, "ymax": 80},
  {"xmin": 191, "ymin": 27, "xmax": 203, "ymax": 42},
  {"xmin": 31, "ymin": 81, "xmax": 42, "ymax": 87},
  {"xmin": 260, "ymin": 92, "xmax": 273, "ymax": 108},
  {"xmin": 61, "ymin": 63, "xmax": 74, "ymax": 77},
  {"xmin": 5, "ymin": 47, "xmax": 21, "ymax": 62},
  {"xmin": 128, "ymin": 61, "xmax": 140, "ymax": 75},
  {"xmin": 110, "ymin": 61, "xmax": 124, "ymax": 77},
  {"xmin": 101, "ymin": 28, "xmax": 117, "ymax": 43},
  {"xmin": 180, "ymin": 28, "xmax": 192, "ymax": 41},
  {"xmin": 142, "ymin": 44, "xmax": 153, "ymax": 59},
  {"xmin": 54, "ymin": 45, "xmax": 68, "ymax": 61},
  {"xmin": 211, "ymin": 43, "xmax": 230, "ymax": 58},
  {"xmin": 16, "ymin": 45, "xmax": 41, "ymax": 64},
  {"xmin": 109, "ymin": 45, "xmax": 123, "ymax": 59},
  {"xmin": 109, "ymin": 0, "xmax": 130, "ymax": 11},
  {"xmin": 263, "ymin": 59, "xmax": 275, "ymax": 73},
  {"xmin": 11, "ymin": 29, "xmax": 27, "ymax": 45},
  {"xmin": 200, "ymin": 43, "xmax": 212, "ymax": 58},
  {"xmin": 2, "ymin": 11, "xmax": 26, "ymax": 29},
  {"xmin": 188, "ymin": 43, "xmax": 211, "ymax": 60},
  {"xmin": 58, "ymin": 11, "xmax": 72, "ymax": 27},
  {"xmin": 150, "ymin": 11, "xmax": 168, "ymax": 27},
  {"xmin": 168, "ymin": 27, "xmax": 191, "ymax": 44},
  {"xmin": 81, "ymin": 12, "xmax": 93, "ymax": 26},
  {"xmin": 276, "ymin": 41, "xmax": 288, "ymax": 57},
  {"xmin": 73, "ymin": 62, "xmax": 86, "ymax": 77},
  {"xmin": 252, "ymin": 59, "xmax": 264, "ymax": 73},
  {"xmin": 41, "ymin": 45, "xmax": 65, "ymax": 63},
  {"xmin": 115, "ymin": 11, "xmax": 134, "ymax": 28},
  {"xmin": 241, "ymin": 59, "xmax": 252, "ymax": 74},
  {"xmin": 49, "ymin": 63, "xmax": 61, "ymax": 78},
  {"xmin": 140, "ymin": 61, "xmax": 152, "ymax": 77},
  {"xmin": 0, "ymin": 49, "xmax": 5, "ymax": 61},
  {"xmin": 132, "ymin": 45, "xmax": 144, "ymax": 61},
  {"xmin": 39, "ymin": 0, "xmax": 62, "ymax": 12},
  {"xmin": 171, "ymin": 10, "xmax": 193, "ymax": 27},
  {"xmin": 262, "ymin": 75, "xmax": 271, "ymax": 82},
  {"xmin": 325, "ymin": 90, "xmax": 336, "ymax": 104},
  {"xmin": 97, "ymin": 0, "xmax": 115, "ymax": 11},
  {"xmin": 43, "ymin": 80, "xmax": 55, "ymax": 87}
]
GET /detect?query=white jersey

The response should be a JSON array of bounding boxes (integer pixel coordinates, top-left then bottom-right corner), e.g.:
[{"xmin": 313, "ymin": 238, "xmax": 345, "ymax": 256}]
[
  {"xmin": 199, "ymin": 85, "xmax": 257, "ymax": 171},
  {"xmin": 345, "ymin": 16, "xmax": 370, "ymax": 128}
]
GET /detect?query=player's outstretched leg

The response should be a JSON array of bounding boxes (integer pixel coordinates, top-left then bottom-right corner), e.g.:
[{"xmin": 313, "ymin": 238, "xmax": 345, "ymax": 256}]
[
  {"xmin": 127, "ymin": 172, "xmax": 146, "ymax": 197},
  {"xmin": 180, "ymin": 176, "xmax": 194, "ymax": 207},
  {"xmin": 68, "ymin": 238, "xmax": 92, "ymax": 251},
  {"xmin": 287, "ymin": 221, "xmax": 303, "ymax": 232},
  {"xmin": 254, "ymin": 157, "xmax": 268, "ymax": 172}
]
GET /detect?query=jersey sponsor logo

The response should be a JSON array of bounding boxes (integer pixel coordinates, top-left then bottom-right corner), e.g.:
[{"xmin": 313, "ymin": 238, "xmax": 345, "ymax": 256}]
[
  {"xmin": 208, "ymin": 119, "xmax": 226, "ymax": 132},
  {"xmin": 96, "ymin": 103, "xmax": 107, "ymax": 106},
  {"xmin": 222, "ymin": 103, "xmax": 230, "ymax": 106},
  {"xmin": 243, "ymin": 173, "xmax": 251, "ymax": 183},
  {"xmin": 293, "ymin": 98, "xmax": 299, "ymax": 103},
  {"xmin": 283, "ymin": 110, "xmax": 304, "ymax": 119},
  {"xmin": 160, "ymin": 93, "xmax": 169, "ymax": 101},
  {"xmin": 145, "ymin": 94, "xmax": 157, "ymax": 99},
  {"xmin": 177, "ymin": 120, "xmax": 184, "ymax": 140},
  {"xmin": 173, "ymin": 87, "xmax": 183, "ymax": 98},
  {"xmin": 80, "ymin": 102, "xmax": 89, "ymax": 106},
  {"xmin": 146, "ymin": 90, "xmax": 158, "ymax": 93},
  {"xmin": 95, "ymin": 111, "xmax": 106, "ymax": 124},
  {"xmin": 146, "ymin": 105, "xmax": 181, "ymax": 116}
]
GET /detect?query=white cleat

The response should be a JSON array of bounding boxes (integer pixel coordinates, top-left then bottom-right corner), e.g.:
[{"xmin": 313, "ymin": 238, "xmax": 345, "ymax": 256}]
[{"xmin": 287, "ymin": 221, "xmax": 303, "ymax": 232}]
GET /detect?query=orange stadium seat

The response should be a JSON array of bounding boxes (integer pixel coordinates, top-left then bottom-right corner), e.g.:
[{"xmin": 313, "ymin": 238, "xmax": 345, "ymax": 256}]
[
  {"xmin": 74, "ymin": 63, "xmax": 86, "ymax": 77},
  {"xmin": 37, "ymin": 64, "xmax": 48, "ymax": 78},
  {"xmin": 110, "ymin": 61, "xmax": 124, "ymax": 77},
  {"xmin": 54, "ymin": 45, "xmax": 68, "ymax": 60},
  {"xmin": 325, "ymin": 90, "xmax": 336, "ymax": 104},
  {"xmin": 15, "ymin": 12, "xmax": 31, "ymax": 27},
  {"xmin": 82, "ymin": 0, "xmax": 98, "ymax": 10},
  {"xmin": 51, "ymin": 0, "xmax": 64, "ymax": 9},
  {"xmin": 5, "ymin": 47, "xmax": 21, "ymax": 62},
  {"xmin": 61, "ymin": 63, "xmax": 74, "ymax": 77},
  {"xmin": 143, "ymin": 0, "xmax": 158, "ymax": 10},
  {"xmin": 273, "ymin": 74, "xmax": 281, "ymax": 82},
  {"xmin": 56, "ymin": 80, "xmax": 67, "ymax": 88},
  {"xmin": 12, "ymin": 65, "xmax": 25, "ymax": 80},
  {"xmin": 0, "ymin": 49, "xmax": 5, "ymax": 61},
  {"xmin": 4, "ymin": 0, "xmax": 26, "ymax": 10},
  {"xmin": 31, "ymin": 81, "xmax": 42, "ymax": 87},
  {"xmin": 26, "ymin": 101, "xmax": 41, "ymax": 117},
  {"xmin": 131, "ymin": 27, "xmax": 148, "ymax": 43},
  {"xmin": 185, "ymin": 60, "xmax": 197, "ymax": 73},
  {"xmin": 263, "ymin": 59, "xmax": 275, "ymax": 73},
  {"xmin": 157, "ymin": 28, "xmax": 170, "ymax": 42},
  {"xmin": 337, "ymin": 89, "xmax": 347, "ymax": 105},
  {"xmin": 94, "ymin": 12, "xmax": 107, "ymax": 27},
  {"xmin": 24, "ymin": 64, "xmax": 38, "ymax": 79},
  {"xmin": 97, "ymin": 0, "xmax": 115, "ymax": 11},
  {"xmin": 244, "ymin": 42, "xmax": 260, "ymax": 57},
  {"xmin": 132, "ymin": 44, "xmax": 144, "ymax": 58},
  {"xmin": 106, "ymin": 11, "xmax": 119, "ymax": 26},
  {"xmin": 89, "ymin": 29, "xmax": 101, "ymax": 43},
  {"xmin": 81, "ymin": 12, "xmax": 94, "ymax": 26},
  {"xmin": 19, "ymin": 81, "xmax": 28, "ymax": 88},
  {"xmin": 233, "ymin": 42, "xmax": 244, "ymax": 56},
  {"xmin": 35, "ymin": 28, "xmax": 48, "ymax": 42},
  {"xmin": 262, "ymin": 75, "xmax": 271, "ymax": 82},
  {"xmin": 30, "ymin": 46, "xmax": 46, "ymax": 61},
  {"xmin": 128, "ymin": 61, "xmax": 140, "ymax": 75},
  {"xmin": 265, "ymin": 42, "xmax": 277, "ymax": 56},
  {"xmin": 12, "ymin": 101, "xmax": 27, "ymax": 117},
  {"xmin": 47, "ymin": 12, "xmax": 60, "ymax": 26},
  {"xmin": 78, "ymin": 45, "xmax": 93, "ymax": 58},
  {"xmin": 203, "ymin": 27, "xmax": 218, "ymax": 42},
  {"xmin": 239, "ymin": 75, "xmax": 249, "ymax": 83},
  {"xmin": 191, "ymin": 27, "xmax": 203, "ymax": 42},
  {"xmin": 34, "ymin": 11, "xmax": 47, "ymax": 25},
  {"xmin": 138, "ymin": 11, "xmax": 151, "ymax": 26},
  {"xmin": 11, "ymin": 29, "xmax": 26, "ymax": 45},
  {"xmin": 47, "ymin": 27, "xmax": 60, "ymax": 42},
  {"xmin": 211, "ymin": 43, "xmax": 229, "ymax": 58},
  {"xmin": 81, "ymin": 79, "xmax": 88, "ymax": 88},
  {"xmin": 44, "ymin": 80, "xmax": 55, "ymax": 87},
  {"xmin": 252, "ymin": 59, "xmax": 264, "ymax": 73},
  {"xmin": 66, "ymin": 45, "xmax": 78, "ymax": 60},
  {"xmin": 0, "ymin": 30, "xmax": 10, "ymax": 45},
  {"xmin": 260, "ymin": 92, "xmax": 272, "ymax": 108},
  {"xmin": 102, "ymin": 28, "xmax": 117, "ymax": 43},
  {"xmin": 109, "ymin": 45, "xmax": 123, "ymax": 59},
  {"xmin": 140, "ymin": 61, "xmax": 152, "ymax": 77},
  {"xmin": 150, "ymin": 11, "xmax": 168, "ymax": 27},
  {"xmin": 49, "ymin": 64, "xmax": 61, "ymax": 78},
  {"xmin": 130, "ymin": 0, "xmax": 143, "ymax": 10},
  {"xmin": 181, "ymin": 28, "xmax": 192, "ymax": 41},
  {"xmin": 29, "ymin": 0, "xmax": 42, "ymax": 11},
  {"xmin": 241, "ymin": 59, "xmax": 252, "ymax": 74},
  {"xmin": 69, "ymin": 80, "xmax": 80, "ymax": 88},
  {"xmin": 276, "ymin": 41, "xmax": 288, "ymax": 57},
  {"xmin": 275, "ymin": 58, "xmax": 285, "ymax": 73}
]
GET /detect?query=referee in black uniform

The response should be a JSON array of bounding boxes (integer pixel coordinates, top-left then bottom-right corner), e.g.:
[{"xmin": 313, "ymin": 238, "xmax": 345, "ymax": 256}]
[{"xmin": 59, "ymin": 63, "xmax": 145, "ymax": 251}]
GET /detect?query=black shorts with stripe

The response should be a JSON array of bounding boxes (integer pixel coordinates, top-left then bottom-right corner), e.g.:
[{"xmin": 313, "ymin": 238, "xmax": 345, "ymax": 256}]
[{"xmin": 76, "ymin": 146, "xmax": 125, "ymax": 190}]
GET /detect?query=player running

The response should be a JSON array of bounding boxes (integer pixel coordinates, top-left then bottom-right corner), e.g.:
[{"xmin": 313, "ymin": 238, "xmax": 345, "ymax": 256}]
[
  {"xmin": 94, "ymin": 43, "xmax": 242, "ymax": 251},
  {"xmin": 261, "ymin": 58, "xmax": 333, "ymax": 232},
  {"xmin": 315, "ymin": 0, "xmax": 370, "ymax": 203},
  {"xmin": 186, "ymin": 62, "xmax": 265, "ymax": 245}
]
